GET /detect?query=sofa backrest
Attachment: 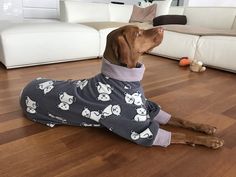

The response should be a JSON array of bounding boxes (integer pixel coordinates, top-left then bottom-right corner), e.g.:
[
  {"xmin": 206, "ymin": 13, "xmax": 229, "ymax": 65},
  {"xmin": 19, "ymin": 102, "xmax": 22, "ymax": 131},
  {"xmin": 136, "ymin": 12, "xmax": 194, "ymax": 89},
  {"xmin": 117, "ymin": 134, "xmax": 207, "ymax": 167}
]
[
  {"xmin": 169, "ymin": 6, "xmax": 236, "ymax": 29},
  {"xmin": 184, "ymin": 7, "xmax": 236, "ymax": 29},
  {"xmin": 60, "ymin": 1, "xmax": 134, "ymax": 23},
  {"xmin": 60, "ymin": 1, "xmax": 110, "ymax": 23},
  {"xmin": 109, "ymin": 3, "xmax": 133, "ymax": 23},
  {"xmin": 60, "ymin": 1, "xmax": 236, "ymax": 29},
  {"xmin": 168, "ymin": 7, "xmax": 185, "ymax": 15}
]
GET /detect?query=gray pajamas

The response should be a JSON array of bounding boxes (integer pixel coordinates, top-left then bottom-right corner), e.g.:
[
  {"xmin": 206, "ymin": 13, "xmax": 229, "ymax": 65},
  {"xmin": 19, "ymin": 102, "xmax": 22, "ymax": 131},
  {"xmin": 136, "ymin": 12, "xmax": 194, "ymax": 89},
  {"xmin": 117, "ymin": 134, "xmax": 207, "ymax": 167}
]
[{"xmin": 20, "ymin": 58, "xmax": 171, "ymax": 147}]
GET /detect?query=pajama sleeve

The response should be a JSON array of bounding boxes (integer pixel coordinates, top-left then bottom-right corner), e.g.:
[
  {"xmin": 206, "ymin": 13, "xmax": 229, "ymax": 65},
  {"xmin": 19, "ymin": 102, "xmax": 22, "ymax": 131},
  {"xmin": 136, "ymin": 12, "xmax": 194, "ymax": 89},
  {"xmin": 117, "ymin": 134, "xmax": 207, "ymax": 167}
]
[
  {"xmin": 146, "ymin": 100, "xmax": 172, "ymax": 124},
  {"xmin": 99, "ymin": 116, "xmax": 171, "ymax": 147}
]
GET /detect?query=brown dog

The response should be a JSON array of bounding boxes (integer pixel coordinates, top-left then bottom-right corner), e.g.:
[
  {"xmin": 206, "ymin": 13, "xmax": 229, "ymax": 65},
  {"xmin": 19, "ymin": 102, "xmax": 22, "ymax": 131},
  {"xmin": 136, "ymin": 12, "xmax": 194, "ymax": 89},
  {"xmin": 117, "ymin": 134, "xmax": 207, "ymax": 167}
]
[{"xmin": 104, "ymin": 25, "xmax": 224, "ymax": 149}]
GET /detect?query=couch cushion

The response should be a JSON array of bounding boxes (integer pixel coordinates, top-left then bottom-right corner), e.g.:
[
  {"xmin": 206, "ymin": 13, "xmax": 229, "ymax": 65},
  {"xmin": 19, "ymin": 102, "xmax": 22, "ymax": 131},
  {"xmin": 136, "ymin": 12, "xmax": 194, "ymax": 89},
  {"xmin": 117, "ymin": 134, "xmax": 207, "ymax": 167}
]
[
  {"xmin": 162, "ymin": 25, "xmax": 236, "ymax": 36},
  {"xmin": 80, "ymin": 21, "xmax": 153, "ymax": 31},
  {"xmin": 80, "ymin": 22, "xmax": 128, "ymax": 31},
  {"xmin": 139, "ymin": 0, "xmax": 172, "ymax": 17},
  {"xmin": 109, "ymin": 3, "xmax": 133, "ymax": 23},
  {"xmin": 153, "ymin": 0, "xmax": 172, "ymax": 17},
  {"xmin": 149, "ymin": 30, "xmax": 199, "ymax": 59},
  {"xmin": 129, "ymin": 4, "xmax": 157, "ymax": 23},
  {"xmin": 62, "ymin": 1, "xmax": 110, "ymax": 23},
  {"xmin": 183, "ymin": 7, "xmax": 236, "ymax": 29},
  {"xmin": 0, "ymin": 22, "xmax": 100, "ymax": 68},
  {"xmin": 195, "ymin": 36, "xmax": 236, "ymax": 72},
  {"xmin": 168, "ymin": 7, "xmax": 185, "ymax": 15}
]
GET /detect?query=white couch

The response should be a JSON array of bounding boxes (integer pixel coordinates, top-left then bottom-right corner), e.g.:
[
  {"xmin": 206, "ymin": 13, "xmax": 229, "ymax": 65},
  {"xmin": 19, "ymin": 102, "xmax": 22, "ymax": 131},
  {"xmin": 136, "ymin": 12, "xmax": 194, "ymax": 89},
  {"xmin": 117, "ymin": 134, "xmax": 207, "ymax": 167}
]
[
  {"xmin": 0, "ymin": 2, "xmax": 134, "ymax": 69},
  {"xmin": 151, "ymin": 6, "xmax": 236, "ymax": 72},
  {"xmin": 60, "ymin": 1, "xmax": 236, "ymax": 72},
  {"xmin": 0, "ymin": 1, "xmax": 236, "ymax": 73},
  {"xmin": 0, "ymin": 0, "xmax": 171, "ymax": 69}
]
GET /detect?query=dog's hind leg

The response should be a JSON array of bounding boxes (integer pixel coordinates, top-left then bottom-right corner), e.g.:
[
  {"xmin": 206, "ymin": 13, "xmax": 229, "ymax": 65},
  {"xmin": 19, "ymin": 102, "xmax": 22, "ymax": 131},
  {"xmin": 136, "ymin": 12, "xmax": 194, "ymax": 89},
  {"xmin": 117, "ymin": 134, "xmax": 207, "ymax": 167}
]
[
  {"xmin": 171, "ymin": 133, "xmax": 224, "ymax": 149},
  {"xmin": 167, "ymin": 117, "xmax": 217, "ymax": 135}
]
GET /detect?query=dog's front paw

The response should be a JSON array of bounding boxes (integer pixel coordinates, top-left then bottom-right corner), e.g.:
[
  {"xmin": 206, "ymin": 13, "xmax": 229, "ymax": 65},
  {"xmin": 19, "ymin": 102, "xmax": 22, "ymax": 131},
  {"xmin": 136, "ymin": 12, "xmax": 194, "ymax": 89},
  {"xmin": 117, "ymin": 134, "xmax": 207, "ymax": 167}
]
[
  {"xmin": 200, "ymin": 124, "xmax": 217, "ymax": 135},
  {"xmin": 187, "ymin": 135, "xmax": 224, "ymax": 149},
  {"xmin": 205, "ymin": 137, "xmax": 224, "ymax": 149}
]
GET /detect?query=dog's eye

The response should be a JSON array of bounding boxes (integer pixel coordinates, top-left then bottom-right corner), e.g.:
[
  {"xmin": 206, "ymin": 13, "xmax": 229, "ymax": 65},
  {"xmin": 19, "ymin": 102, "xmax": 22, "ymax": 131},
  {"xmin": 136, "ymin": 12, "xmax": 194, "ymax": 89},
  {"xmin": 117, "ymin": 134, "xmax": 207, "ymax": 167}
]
[
  {"xmin": 136, "ymin": 31, "xmax": 140, "ymax": 37},
  {"xmin": 136, "ymin": 31, "xmax": 143, "ymax": 37}
]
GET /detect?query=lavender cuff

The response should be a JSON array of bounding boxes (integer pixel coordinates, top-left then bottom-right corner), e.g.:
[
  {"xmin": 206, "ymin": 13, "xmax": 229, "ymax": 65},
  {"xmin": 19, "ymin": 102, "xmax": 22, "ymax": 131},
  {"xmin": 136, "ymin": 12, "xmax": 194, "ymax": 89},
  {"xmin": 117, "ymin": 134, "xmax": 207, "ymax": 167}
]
[
  {"xmin": 153, "ymin": 110, "xmax": 171, "ymax": 125},
  {"xmin": 153, "ymin": 128, "xmax": 171, "ymax": 147}
]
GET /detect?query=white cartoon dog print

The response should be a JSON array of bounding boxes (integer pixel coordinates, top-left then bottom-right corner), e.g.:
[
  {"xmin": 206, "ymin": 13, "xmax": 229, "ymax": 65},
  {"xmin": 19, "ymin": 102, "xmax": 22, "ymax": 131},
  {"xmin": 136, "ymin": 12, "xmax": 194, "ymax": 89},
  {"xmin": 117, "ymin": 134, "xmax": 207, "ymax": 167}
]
[
  {"xmin": 82, "ymin": 105, "xmax": 121, "ymax": 122},
  {"xmin": 76, "ymin": 80, "xmax": 88, "ymax": 90},
  {"xmin": 38, "ymin": 80, "xmax": 54, "ymax": 94},
  {"xmin": 26, "ymin": 96, "xmax": 37, "ymax": 114},
  {"xmin": 58, "ymin": 92, "xmax": 75, "ymax": 111},
  {"xmin": 98, "ymin": 94, "xmax": 111, "ymax": 102},
  {"xmin": 124, "ymin": 93, "xmax": 134, "ymax": 104},
  {"xmin": 125, "ymin": 92, "xmax": 143, "ymax": 106},
  {"xmin": 132, "ymin": 92, "xmax": 143, "ymax": 106},
  {"xmin": 130, "ymin": 128, "xmax": 153, "ymax": 140},
  {"xmin": 82, "ymin": 107, "xmax": 102, "ymax": 122},
  {"xmin": 96, "ymin": 82, "xmax": 113, "ymax": 101},
  {"xmin": 36, "ymin": 77, "xmax": 44, "ymax": 80},
  {"xmin": 134, "ymin": 107, "xmax": 148, "ymax": 122},
  {"xmin": 102, "ymin": 104, "xmax": 121, "ymax": 117},
  {"xmin": 46, "ymin": 123, "xmax": 55, "ymax": 128}
]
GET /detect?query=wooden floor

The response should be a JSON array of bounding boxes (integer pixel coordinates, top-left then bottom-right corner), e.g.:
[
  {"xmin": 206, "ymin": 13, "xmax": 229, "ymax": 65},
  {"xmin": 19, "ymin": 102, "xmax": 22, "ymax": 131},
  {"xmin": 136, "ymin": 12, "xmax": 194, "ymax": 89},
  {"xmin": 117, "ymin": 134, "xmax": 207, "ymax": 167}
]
[{"xmin": 0, "ymin": 55, "xmax": 236, "ymax": 177}]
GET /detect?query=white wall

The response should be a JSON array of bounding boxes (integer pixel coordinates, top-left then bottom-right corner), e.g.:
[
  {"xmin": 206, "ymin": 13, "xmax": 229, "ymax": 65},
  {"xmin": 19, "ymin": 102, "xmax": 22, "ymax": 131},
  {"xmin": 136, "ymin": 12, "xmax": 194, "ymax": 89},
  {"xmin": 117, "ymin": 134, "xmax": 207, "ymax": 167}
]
[
  {"xmin": 0, "ymin": 0, "xmax": 23, "ymax": 20},
  {"xmin": 0, "ymin": 0, "xmax": 139, "ymax": 20},
  {"xmin": 185, "ymin": 0, "xmax": 236, "ymax": 7},
  {"xmin": 23, "ymin": 0, "xmax": 59, "ymax": 19}
]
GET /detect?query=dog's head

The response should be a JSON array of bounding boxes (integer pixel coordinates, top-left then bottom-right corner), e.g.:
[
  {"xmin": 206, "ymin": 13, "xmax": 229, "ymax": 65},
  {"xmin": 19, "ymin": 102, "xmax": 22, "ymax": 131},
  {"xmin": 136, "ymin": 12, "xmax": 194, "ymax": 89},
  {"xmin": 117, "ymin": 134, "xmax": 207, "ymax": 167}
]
[{"xmin": 104, "ymin": 25, "xmax": 164, "ymax": 68}]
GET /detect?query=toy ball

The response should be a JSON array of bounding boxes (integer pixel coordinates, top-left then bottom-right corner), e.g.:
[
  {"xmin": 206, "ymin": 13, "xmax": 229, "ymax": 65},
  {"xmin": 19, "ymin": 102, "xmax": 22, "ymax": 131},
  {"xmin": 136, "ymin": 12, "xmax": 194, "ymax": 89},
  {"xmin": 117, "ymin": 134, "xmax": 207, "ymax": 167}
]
[{"xmin": 179, "ymin": 57, "xmax": 191, "ymax": 66}]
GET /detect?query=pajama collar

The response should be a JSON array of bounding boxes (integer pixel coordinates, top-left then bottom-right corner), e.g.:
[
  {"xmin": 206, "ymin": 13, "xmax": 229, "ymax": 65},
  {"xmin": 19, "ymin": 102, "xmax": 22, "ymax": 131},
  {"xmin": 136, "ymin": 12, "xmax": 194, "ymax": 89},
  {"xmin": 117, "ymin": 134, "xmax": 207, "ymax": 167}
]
[{"xmin": 101, "ymin": 58, "xmax": 145, "ymax": 82}]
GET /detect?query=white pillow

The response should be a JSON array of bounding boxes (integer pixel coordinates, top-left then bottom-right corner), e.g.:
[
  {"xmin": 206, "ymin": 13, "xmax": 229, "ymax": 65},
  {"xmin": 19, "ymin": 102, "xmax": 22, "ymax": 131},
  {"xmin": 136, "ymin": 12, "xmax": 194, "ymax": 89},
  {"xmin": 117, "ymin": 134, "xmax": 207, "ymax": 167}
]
[
  {"xmin": 64, "ymin": 1, "xmax": 110, "ymax": 23},
  {"xmin": 109, "ymin": 4, "xmax": 134, "ymax": 23},
  {"xmin": 153, "ymin": 0, "xmax": 173, "ymax": 17}
]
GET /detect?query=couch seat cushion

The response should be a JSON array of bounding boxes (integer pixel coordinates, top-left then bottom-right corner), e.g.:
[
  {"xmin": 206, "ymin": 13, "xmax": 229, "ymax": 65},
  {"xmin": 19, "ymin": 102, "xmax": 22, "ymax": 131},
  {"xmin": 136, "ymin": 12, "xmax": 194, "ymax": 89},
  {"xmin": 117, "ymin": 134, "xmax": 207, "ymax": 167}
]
[
  {"xmin": 0, "ymin": 22, "xmax": 100, "ymax": 68},
  {"xmin": 162, "ymin": 25, "xmax": 236, "ymax": 36},
  {"xmin": 80, "ymin": 21, "xmax": 128, "ymax": 30},
  {"xmin": 81, "ymin": 21, "xmax": 154, "ymax": 31}
]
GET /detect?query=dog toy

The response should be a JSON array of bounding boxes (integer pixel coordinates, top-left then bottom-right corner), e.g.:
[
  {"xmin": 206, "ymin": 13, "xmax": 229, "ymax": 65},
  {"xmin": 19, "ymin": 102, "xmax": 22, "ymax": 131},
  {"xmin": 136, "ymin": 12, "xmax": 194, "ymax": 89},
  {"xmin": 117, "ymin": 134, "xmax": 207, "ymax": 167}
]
[
  {"xmin": 179, "ymin": 57, "xmax": 191, "ymax": 66},
  {"xmin": 190, "ymin": 59, "xmax": 206, "ymax": 72},
  {"xmin": 179, "ymin": 57, "xmax": 206, "ymax": 72}
]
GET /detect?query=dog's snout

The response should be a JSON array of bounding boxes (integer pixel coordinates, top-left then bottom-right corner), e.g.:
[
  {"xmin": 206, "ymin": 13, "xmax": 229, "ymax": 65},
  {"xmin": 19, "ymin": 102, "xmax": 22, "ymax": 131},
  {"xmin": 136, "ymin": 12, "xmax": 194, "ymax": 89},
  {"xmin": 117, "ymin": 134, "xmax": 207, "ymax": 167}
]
[
  {"xmin": 156, "ymin": 27, "xmax": 164, "ymax": 34},
  {"xmin": 144, "ymin": 27, "xmax": 164, "ymax": 38},
  {"xmin": 151, "ymin": 27, "xmax": 164, "ymax": 36}
]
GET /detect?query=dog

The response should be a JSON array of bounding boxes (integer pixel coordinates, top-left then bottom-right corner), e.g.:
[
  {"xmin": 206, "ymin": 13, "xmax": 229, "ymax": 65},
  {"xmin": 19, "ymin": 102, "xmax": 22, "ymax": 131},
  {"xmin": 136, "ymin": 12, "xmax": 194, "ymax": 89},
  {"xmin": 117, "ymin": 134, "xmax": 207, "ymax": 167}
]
[{"xmin": 20, "ymin": 25, "xmax": 224, "ymax": 149}]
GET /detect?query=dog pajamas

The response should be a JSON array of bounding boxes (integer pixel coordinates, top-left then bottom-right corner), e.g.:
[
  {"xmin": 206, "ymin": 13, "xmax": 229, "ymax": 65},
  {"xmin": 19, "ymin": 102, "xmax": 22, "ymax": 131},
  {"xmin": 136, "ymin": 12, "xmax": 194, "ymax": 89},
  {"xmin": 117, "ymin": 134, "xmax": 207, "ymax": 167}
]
[{"xmin": 20, "ymin": 58, "xmax": 171, "ymax": 147}]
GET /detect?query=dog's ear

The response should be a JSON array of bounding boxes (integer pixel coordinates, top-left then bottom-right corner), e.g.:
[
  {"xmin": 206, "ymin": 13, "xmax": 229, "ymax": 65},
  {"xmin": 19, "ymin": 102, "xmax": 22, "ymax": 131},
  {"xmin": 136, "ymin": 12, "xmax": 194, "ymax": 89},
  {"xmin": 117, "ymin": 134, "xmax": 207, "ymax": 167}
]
[
  {"xmin": 117, "ymin": 33, "xmax": 137, "ymax": 68},
  {"xmin": 117, "ymin": 35, "xmax": 131, "ymax": 67}
]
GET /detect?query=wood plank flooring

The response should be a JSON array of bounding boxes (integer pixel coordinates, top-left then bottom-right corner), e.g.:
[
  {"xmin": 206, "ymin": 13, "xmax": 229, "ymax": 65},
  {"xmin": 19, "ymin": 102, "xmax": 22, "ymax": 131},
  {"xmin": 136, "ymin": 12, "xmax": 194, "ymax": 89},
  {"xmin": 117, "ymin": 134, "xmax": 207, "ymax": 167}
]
[{"xmin": 0, "ymin": 55, "xmax": 236, "ymax": 177}]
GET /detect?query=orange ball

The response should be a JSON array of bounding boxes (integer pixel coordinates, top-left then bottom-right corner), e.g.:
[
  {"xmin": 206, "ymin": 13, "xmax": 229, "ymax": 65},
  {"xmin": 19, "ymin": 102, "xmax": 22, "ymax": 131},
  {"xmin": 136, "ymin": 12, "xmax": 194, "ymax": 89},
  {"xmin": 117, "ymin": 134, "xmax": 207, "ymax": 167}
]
[{"xmin": 179, "ymin": 58, "xmax": 191, "ymax": 66}]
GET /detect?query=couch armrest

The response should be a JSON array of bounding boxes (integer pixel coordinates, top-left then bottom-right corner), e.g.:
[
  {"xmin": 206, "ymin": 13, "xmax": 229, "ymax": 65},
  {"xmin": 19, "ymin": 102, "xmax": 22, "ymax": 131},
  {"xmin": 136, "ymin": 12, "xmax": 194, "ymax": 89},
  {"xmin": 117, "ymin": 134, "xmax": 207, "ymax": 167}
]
[{"xmin": 153, "ymin": 15, "xmax": 187, "ymax": 26}]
